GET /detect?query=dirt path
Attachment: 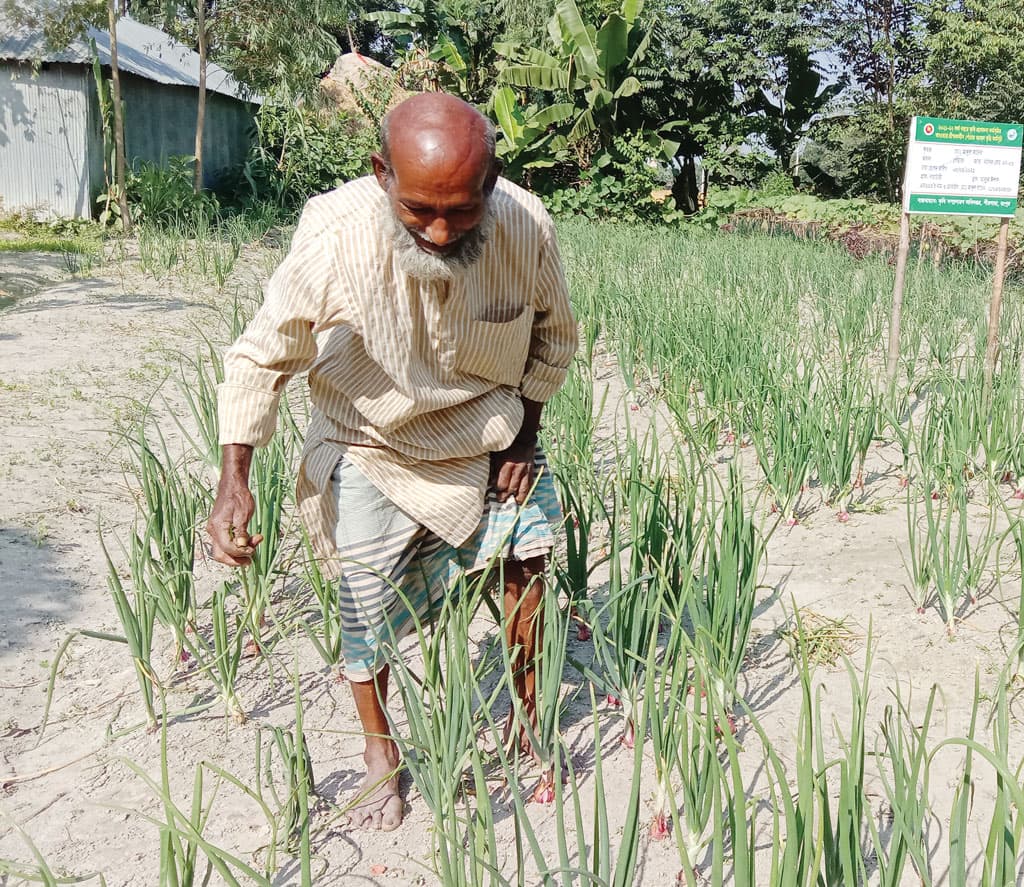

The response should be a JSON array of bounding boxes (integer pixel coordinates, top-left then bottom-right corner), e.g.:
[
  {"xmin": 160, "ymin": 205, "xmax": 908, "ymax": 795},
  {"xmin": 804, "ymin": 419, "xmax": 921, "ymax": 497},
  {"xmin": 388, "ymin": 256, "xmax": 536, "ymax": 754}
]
[{"xmin": 1, "ymin": 248, "xmax": 1022, "ymax": 885}]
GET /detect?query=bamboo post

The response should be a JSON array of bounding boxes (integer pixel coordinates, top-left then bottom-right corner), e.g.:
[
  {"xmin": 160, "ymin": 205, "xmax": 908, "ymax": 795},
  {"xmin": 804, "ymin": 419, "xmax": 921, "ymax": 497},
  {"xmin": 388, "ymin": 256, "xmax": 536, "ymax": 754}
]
[
  {"xmin": 984, "ymin": 217, "xmax": 1012, "ymax": 398},
  {"xmin": 885, "ymin": 212, "xmax": 912, "ymax": 387}
]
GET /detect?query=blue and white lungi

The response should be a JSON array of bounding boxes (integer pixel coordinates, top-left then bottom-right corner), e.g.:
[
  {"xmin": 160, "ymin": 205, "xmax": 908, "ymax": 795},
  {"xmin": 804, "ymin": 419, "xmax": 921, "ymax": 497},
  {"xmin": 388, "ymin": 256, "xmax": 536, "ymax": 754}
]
[{"xmin": 331, "ymin": 449, "xmax": 561, "ymax": 681}]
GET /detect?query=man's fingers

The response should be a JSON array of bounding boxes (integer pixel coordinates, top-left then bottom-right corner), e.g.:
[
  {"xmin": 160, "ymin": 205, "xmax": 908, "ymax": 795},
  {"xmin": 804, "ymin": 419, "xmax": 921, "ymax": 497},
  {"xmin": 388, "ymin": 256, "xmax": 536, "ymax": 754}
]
[
  {"xmin": 496, "ymin": 461, "xmax": 516, "ymax": 500},
  {"xmin": 205, "ymin": 518, "xmax": 262, "ymax": 568},
  {"xmin": 495, "ymin": 462, "xmax": 533, "ymax": 504},
  {"xmin": 515, "ymin": 467, "xmax": 534, "ymax": 505}
]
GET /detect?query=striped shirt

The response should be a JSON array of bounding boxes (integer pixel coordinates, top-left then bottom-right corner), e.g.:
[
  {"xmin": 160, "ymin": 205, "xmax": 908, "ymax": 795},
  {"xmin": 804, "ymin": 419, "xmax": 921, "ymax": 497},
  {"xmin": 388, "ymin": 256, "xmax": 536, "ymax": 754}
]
[{"xmin": 217, "ymin": 175, "xmax": 577, "ymax": 568}]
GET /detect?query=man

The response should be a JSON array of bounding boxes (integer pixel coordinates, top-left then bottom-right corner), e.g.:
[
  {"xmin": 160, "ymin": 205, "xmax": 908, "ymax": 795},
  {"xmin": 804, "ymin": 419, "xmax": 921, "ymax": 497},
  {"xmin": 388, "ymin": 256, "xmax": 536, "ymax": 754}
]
[{"xmin": 206, "ymin": 92, "xmax": 577, "ymax": 831}]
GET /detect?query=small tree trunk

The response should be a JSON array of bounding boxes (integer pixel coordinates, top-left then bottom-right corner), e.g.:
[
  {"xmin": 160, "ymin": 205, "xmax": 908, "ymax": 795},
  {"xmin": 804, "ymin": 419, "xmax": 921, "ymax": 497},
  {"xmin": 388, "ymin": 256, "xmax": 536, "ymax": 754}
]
[
  {"xmin": 672, "ymin": 155, "xmax": 698, "ymax": 214},
  {"xmin": 107, "ymin": 0, "xmax": 132, "ymax": 233},
  {"xmin": 193, "ymin": 0, "xmax": 207, "ymax": 193}
]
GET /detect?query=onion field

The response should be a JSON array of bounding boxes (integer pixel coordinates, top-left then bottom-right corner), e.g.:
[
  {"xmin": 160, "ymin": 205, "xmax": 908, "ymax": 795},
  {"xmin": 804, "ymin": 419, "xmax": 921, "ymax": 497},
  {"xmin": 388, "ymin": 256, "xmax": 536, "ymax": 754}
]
[{"xmin": 5, "ymin": 220, "xmax": 1024, "ymax": 886}]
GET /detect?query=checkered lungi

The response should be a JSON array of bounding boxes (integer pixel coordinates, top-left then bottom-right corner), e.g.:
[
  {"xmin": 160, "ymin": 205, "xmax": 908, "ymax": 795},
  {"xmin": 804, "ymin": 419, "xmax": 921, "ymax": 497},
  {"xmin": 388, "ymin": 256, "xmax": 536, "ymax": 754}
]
[{"xmin": 331, "ymin": 448, "xmax": 562, "ymax": 682}]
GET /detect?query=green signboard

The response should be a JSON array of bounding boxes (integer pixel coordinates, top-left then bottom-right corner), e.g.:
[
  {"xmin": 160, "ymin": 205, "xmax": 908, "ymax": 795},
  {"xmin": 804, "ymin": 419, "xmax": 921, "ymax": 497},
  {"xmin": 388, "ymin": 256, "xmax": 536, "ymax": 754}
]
[{"xmin": 903, "ymin": 116, "xmax": 1022, "ymax": 217}]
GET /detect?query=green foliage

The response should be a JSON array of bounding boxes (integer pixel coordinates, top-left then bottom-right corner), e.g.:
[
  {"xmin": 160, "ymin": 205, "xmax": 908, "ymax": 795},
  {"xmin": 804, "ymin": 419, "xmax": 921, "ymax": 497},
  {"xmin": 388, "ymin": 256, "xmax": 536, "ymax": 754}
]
[
  {"xmin": 747, "ymin": 44, "xmax": 845, "ymax": 174},
  {"xmin": 541, "ymin": 133, "xmax": 677, "ymax": 223},
  {"xmin": 757, "ymin": 170, "xmax": 800, "ymax": 196},
  {"xmin": 489, "ymin": 87, "xmax": 575, "ymax": 181},
  {"xmin": 241, "ymin": 103, "xmax": 377, "ymax": 209},
  {"xmin": 916, "ymin": 0, "xmax": 1024, "ymax": 126},
  {"xmin": 127, "ymin": 157, "xmax": 220, "ymax": 227},
  {"xmin": 366, "ymin": 0, "xmax": 503, "ymax": 102},
  {"xmin": 495, "ymin": 0, "xmax": 661, "ymax": 164},
  {"xmin": 804, "ymin": 96, "xmax": 914, "ymax": 200}
]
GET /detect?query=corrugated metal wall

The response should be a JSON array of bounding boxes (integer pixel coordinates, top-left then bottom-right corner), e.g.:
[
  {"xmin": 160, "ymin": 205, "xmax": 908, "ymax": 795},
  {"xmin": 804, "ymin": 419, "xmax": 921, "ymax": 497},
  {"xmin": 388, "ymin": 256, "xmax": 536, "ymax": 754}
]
[
  {"xmin": 121, "ymin": 72, "xmax": 254, "ymax": 189},
  {"xmin": 0, "ymin": 63, "xmax": 94, "ymax": 218},
  {"xmin": 0, "ymin": 64, "xmax": 255, "ymax": 219}
]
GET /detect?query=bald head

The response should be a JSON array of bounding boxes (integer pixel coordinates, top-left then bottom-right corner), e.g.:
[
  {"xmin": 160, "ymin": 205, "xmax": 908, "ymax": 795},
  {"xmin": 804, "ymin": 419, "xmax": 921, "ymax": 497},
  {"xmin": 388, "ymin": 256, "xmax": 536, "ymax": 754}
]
[{"xmin": 379, "ymin": 93, "xmax": 496, "ymax": 178}]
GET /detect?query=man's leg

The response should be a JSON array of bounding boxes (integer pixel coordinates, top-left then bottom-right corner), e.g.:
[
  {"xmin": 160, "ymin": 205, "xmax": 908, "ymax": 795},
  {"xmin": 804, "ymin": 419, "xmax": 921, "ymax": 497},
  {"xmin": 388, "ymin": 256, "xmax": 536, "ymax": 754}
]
[
  {"xmin": 501, "ymin": 554, "xmax": 546, "ymax": 755},
  {"xmin": 332, "ymin": 456, "xmax": 427, "ymax": 832},
  {"xmin": 346, "ymin": 666, "xmax": 403, "ymax": 830}
]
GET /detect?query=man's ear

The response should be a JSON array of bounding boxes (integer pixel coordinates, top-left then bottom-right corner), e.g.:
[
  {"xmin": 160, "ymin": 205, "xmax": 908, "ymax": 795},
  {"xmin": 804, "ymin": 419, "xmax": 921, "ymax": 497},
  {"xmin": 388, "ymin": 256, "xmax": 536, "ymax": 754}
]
[
  {"xmin": 484, "ymin": 159, "xmax": 501, "ymax": 196},
  {"xmin": 371, "ymin": 153, "xmax": 391, "ymax": 191}
]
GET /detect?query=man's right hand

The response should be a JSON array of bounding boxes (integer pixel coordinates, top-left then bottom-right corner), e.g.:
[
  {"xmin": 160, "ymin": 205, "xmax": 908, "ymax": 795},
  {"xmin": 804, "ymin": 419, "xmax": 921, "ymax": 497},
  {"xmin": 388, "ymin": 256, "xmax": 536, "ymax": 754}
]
[{"xmin": 205, "ymin": 444, "xmax": 264, "ymax": 567}]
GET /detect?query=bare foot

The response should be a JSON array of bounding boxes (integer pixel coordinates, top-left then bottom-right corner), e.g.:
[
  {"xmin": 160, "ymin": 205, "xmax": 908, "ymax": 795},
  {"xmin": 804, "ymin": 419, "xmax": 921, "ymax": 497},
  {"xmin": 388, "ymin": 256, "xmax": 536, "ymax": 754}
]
[{"xmin": 344, "ymin": 752, "xmax": 403, "ymax": 831}]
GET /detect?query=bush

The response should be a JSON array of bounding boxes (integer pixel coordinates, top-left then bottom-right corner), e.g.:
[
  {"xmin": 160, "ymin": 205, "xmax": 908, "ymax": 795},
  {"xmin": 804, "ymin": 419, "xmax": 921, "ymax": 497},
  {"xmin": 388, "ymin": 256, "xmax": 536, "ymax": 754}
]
[
  {"xmin": 241, "ymin": 102, "xmax": 378, "ymax": 209},
  {"xmin": 127, "ymin": 156, "xmax": 220, "ymax": 227},
  {"xmin": 757, "ymin": 170, "xmax": 799, "ymax": 197},
  {"xmin": 540, "ymin": 133, "xmax": 678, "ymax": 224}
]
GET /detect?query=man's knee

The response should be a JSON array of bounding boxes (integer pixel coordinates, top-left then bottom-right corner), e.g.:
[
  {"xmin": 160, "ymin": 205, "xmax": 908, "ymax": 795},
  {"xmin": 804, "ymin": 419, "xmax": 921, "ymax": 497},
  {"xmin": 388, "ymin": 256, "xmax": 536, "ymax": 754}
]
[{"xmin": 503, "ymin": 555, "xmax": 546, "ymax": 599}]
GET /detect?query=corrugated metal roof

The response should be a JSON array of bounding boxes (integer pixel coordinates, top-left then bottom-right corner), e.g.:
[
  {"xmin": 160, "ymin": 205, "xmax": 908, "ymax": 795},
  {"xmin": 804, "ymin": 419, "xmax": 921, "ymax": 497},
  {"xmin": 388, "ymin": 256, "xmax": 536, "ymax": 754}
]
[{"xmin": 0, "ymin": 15, "xmax": 261, "ymax": 104}]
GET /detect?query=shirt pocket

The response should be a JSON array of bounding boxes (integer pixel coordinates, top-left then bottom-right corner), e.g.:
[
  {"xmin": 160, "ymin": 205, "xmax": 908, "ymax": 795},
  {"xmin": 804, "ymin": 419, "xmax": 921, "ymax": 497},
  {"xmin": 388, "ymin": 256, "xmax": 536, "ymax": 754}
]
[{"xmin": 455, "ymin": 306, "xmax": 533, "ymax": 387}]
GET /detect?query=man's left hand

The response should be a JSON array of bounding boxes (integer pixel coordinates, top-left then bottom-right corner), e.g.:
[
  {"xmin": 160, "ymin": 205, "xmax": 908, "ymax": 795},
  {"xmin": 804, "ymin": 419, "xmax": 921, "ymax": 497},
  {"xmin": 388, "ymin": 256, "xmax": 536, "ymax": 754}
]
[{"xmin": 491, "ymin": 439, "xmax": 536, "ymax": 504}]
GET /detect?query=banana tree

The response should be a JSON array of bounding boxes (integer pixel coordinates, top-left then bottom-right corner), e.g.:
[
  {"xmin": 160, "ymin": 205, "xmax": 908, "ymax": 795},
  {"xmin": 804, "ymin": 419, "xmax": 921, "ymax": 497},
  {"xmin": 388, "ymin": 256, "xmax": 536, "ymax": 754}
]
[
  {"xmin": 365, "ymin": 0, "xmax": 500, "ymax": 101},
  {"xmin": 489, "ymin": 86, "xmax": 575, "ymax": 180},
  {"xmin": 748, "ymin": 45, "xmax": 845, "ymax": 176},
  {"xmin": 495, "ymin": 0, "xmax": 661, "ymax": 156}
]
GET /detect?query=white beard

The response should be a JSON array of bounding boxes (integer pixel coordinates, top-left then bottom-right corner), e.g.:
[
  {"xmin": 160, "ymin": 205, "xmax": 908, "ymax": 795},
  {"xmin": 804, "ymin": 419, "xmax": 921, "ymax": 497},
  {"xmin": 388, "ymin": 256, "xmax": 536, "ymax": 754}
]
[{"xmin": 388, "ymin": 199, "xmax": 496, "ymax": 281}]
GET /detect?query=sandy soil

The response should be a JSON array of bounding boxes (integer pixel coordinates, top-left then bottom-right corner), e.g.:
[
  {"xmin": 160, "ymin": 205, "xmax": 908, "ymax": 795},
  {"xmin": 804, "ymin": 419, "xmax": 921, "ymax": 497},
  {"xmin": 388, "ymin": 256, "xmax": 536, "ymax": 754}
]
[{"xmin": 1, "ymin": 247, "xmax": 1022, "ymax": 886}]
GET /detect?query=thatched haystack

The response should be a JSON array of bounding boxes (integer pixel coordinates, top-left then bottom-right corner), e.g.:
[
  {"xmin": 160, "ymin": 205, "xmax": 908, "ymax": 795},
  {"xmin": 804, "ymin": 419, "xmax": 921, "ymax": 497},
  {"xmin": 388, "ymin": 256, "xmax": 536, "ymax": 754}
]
[{"xmin": 320, "ymin": 53, "xmax": 413, "ymax": 122}]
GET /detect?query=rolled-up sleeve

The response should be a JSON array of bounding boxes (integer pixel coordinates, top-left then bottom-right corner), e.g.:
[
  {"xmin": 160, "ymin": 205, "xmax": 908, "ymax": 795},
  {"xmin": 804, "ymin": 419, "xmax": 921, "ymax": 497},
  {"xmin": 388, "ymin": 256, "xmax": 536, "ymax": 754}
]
[
  {"xmin": 520, "ymin": 218, "xmax": 577, "ymax": 402},
  {"xmin": 217, "ymin": 213, "xmax": 337, "ymax": 447}
]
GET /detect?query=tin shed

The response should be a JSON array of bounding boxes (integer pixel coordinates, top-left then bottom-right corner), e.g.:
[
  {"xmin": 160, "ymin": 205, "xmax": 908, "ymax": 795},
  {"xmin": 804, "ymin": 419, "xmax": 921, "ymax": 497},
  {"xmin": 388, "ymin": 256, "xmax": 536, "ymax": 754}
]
[{"xmin": 0, "ymin": 16, "xmax": 260, "ymax": 218}]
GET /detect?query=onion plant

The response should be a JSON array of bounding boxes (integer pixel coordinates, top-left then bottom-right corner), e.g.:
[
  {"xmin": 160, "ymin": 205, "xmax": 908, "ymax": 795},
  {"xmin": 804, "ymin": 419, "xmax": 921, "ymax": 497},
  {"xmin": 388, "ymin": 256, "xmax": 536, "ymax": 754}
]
[
  {"xmin": 239, "ymin": 433, "xmax": 292, "ymax": 651},
  {"xmin": 1000, "ymin": 508, "xmax": 1024, "ymax": 672},
  {"xmin": 867, "ymin": 683, "xmax": 936, "ymax": 887},
  {"xmin": 265, "ymin": 676, "xmax": 314, "ymax": 881},
  {"xmin": 129, "ymin": 424, "xmax": 204, "ymax": 665},
  {"xmin": 815, "ymin": 630, "xmax": 873, "ymax": 887},
  {"xmin": 380, "ymin": 569, "xmax": 511, "ymax": 886},
  {"xmin": 976, "ymin": 367, "xmax": 1023, "ymax": 485},
  {"xmin": 101, "ymin": 531, "xmax": 159, "ymax": 731},
  {"xmin": 882, "ymin": 393, "xmax": 916, "ymax": 490},
  {"xmin": 922, "ymin": 488, "xmax": 972, "ymax": 634},
  {"xmin": 811, "ymin": 370, "xmax": 877, "ymax": 521},
  {"xmin": 676, "ymin": 679, "xmax": 757, "ymax": 887},
  {"xmin": 686, "ymin": 464, "xmax": 761, "ymax": 715},
  {"xmin": 651, "ymin": 636, "xmax": 719, "ymax": 866},
  {"xmin": 297, "ymin": 529, "xmax": 344, "ymax": 679},
  {"xmin": 941, "ymin": 671, "xmax": 1024, "ymax": 887},
  {"xmin": 544, "ymin": 359, "xmax": 606, "ymax": 632},
  {"xmin": 116, "ymin": 702, "xmax": 271, "ymax": 886},
  {"xmin": 899, "ymin": 487, "xmax": 931, "ymax": 613},
  {"xmin": 173, "ymin": 345, "xmax": 223, "ymax": 469},
  {"xmin": 583, "ymin": 504, "xmax": 657, "ymax": 748},
  {"xmin": 747, "ymin": 368, "xmax": 815, "ymax": 525},
  {"xmin": 207, "ymin": 582, "xmax": 248, "ymax": 723}
]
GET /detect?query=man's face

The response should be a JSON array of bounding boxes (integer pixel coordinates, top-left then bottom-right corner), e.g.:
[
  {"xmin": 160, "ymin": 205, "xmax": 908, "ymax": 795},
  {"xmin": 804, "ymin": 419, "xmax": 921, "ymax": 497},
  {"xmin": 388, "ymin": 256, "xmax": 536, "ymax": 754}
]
[
  {"xmin": 384, "ymin": 185, "xmax": 495, "ymax": 281},
  {"xmin": 373, "ymin": 128, "xmax": 498, "ymax": 280}
]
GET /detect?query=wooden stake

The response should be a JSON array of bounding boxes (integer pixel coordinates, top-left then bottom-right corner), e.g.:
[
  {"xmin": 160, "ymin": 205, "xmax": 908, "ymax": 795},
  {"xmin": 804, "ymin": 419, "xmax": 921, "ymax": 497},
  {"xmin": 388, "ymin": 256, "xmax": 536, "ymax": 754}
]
[
  {"xmin": 886, "ymin": 212, "xmax": 912, "ymax": 387},
  {"xmin": 984, "ymin": 216, "xmax": 1012, "ymax": 397}
]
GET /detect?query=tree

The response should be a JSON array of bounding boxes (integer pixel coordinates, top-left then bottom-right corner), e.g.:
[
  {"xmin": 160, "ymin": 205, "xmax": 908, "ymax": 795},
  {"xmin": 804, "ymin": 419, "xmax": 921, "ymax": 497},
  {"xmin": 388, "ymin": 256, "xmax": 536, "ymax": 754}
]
[
  {"xmin": 804, "ymin": 0, "xmax": 927, "ymax": 199},
  {"xmin": 105, "ymin": 0, "xmax": 132, "ymax": 230},
  {"xmin": 365, "ymin": 0, "xmax": 504, "ymax": 102},
  {"xmin": 193, "ymin": 0, "xmax": 208, "ymax": 192},
  {"xmin": 747, "ymin": 44, "xmax": 845, "ymax": 178},
  {"xmin": 917, "ymin": 0, "xmax": 1024, "ymax": 125},
  {"xmin": 648, "ymin": 0, "xmax": 811, "ymax": 210},
  {"xmin": 495, "ymin": 0, "xmax": 661, "ymax": 163}
]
